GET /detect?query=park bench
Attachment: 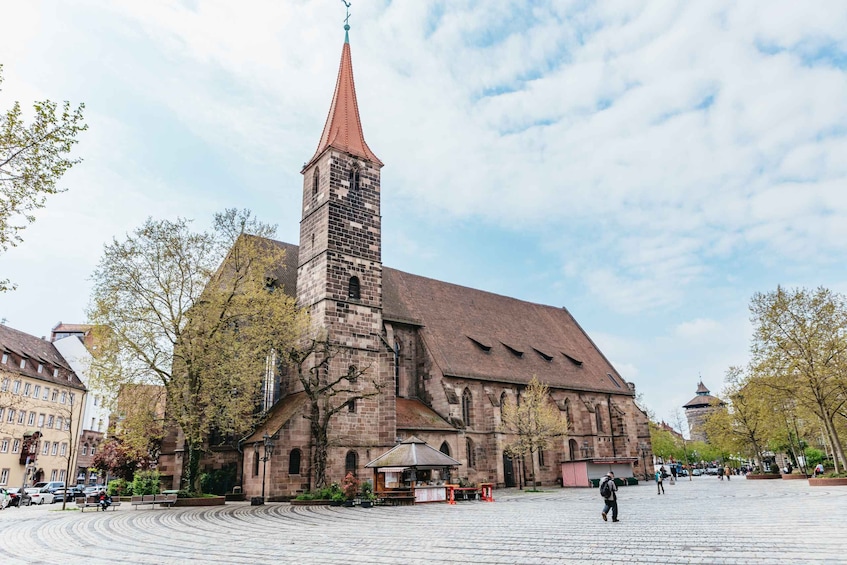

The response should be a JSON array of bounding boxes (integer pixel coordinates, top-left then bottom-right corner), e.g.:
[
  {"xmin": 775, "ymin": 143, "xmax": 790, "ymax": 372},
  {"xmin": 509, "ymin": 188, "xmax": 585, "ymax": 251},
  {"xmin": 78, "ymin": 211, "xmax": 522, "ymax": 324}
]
[
  {"xmin": 130, "ymin": 493, "xmax": 177, "ymax": 509},
  {"xmin": 75, "ymin": 495, "xmax": 121, "ymax": 512}
]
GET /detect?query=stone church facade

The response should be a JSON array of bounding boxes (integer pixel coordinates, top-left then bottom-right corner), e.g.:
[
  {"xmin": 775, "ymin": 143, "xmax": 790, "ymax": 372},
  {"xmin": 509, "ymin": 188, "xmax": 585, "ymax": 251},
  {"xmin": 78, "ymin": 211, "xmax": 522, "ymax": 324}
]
[{"xmin": 161, "ymin": 27, "xmax": 653, "ymax": 497}]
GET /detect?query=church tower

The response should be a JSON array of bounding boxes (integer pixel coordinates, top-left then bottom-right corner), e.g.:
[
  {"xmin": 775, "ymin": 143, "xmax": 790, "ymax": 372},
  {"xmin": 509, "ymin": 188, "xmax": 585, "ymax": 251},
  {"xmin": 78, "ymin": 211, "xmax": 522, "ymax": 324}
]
[{"xmin": 296, "ymin": 23, "xmax": 395, "ymax": 452}]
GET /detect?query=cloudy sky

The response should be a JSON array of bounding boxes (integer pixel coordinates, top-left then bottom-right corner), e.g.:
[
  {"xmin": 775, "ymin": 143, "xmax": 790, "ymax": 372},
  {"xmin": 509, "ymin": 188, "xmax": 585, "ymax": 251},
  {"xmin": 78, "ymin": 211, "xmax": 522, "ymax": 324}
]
[{"xmin": 2, "ymin": 0, "xmax": 846, "ymax": 429}]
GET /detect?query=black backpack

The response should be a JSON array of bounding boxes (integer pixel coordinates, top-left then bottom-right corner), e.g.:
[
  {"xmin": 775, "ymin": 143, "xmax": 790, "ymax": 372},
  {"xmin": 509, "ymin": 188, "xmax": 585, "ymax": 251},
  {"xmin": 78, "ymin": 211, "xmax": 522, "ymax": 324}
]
[{"xmin": 600, "ymin": 478, "xmax": 612, "ymax": 498}]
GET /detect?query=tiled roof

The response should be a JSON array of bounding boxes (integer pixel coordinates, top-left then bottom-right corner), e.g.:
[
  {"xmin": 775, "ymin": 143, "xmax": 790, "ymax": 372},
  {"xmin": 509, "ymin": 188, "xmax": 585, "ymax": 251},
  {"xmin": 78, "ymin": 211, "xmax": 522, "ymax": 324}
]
[
  {"xmin": 396, "ymin": 398, "xmax": 455, "ymax": 431},
  {"xmin": 305, "ymin": 36, "xmax": 382, "ymax": 169},
  {"xmin": 244, "ymin": 391, "xmax": 307, "ymax": 443},
  {"xmin": 365, "ymin": 436, "xmax": 461, "ymax": 469},
  {"xmin": 0, "ymin": 324, "xmax": 86, "ymax": 390},
  {"xmin": 51, "ymin": 322, "xmax": 92, "ymax": 335},
  {"xmin": 683, "ymin": 394, "xmax": 722, "ymax": 409},
  {"xmin": 262, "ymin": 238, "xmax": 631, "ymax": 396},
  {"xmin": 383, "ymin": 267, "xmax": 632, "ymax": 395}
]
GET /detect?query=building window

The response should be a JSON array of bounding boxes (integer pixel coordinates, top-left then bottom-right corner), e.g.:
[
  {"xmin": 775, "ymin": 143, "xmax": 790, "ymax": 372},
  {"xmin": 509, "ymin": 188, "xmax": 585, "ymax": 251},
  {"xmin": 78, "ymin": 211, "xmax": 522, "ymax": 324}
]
[
  {"xmin": 53, "ymin": 368, "xmax": 59, "ymax": 378},
  {"xmin": 56, "ymin": 417, "xmax": 63, "ymax": 430},
  {"xmin": 348, "ymin": 276, "xmax": 360, "ymax": 300},
  {"xmin": 38, "ymin": 414, "xmax": 45, "ymax": 427},
  {"xmin": 51, "ymin": 469, "xmax": 58, "ymax": 481},
  {"xmin": 91, "ymin": 418, "xmax": 95, "ymax": 429},
  {"xmin": 347, "ymin": 399, "xmax": 356, "ymax": 412},
  {"xmin": 61, "ymin": 392, "xmax": 67, "ymax": 404},
  {"xmin": 42, "ymin": 441, "xmax": 50, "ymax": 455},
  {"xmin": 348, "ymin": 164, "xmax": 359, "ymax": 191},
  {"xmin": 33, "ymin": 385, "xmax": 40, "ymax": 398},
  {"xmin": 253, "ymin": 451, "xmax": 260, "ymax": 477},
  {"xmin": 24, "ymin": 383, "xmax": 31, "ymax": 395},
  {"xmin": 51, "ymin": 390, "xmax": 58, "ymax": 402},
  {"xmin": 12, "ymin": 439, "xmax": 21, "ymax": 453},
  {"xmin": 90, "ymin": 446, "xmax": 95, "ymax": 456},
  {"xmin": 82, "ymin": 444, "xmax": 88, "ymax": 456},
  {"xmin": 59, "ymin": 470, "xmax": 66, "ymax": 482},
  {"xmin": 288, "ymin": 449, "xmax": 301, "ymax": 475},
  {"xmin": 37, "ymin": 364, "xmax": 43, "ymax": 374},
  {"xmin": 97, "ymin": 419, "xmax": 103, "ymax": 432},
  {"xmin": 595, "ymin": 405, "xmax": 604, "ymax": 433},
  {"xmin": 6, "ymin": 409, "xmax": 14, "ymax": 424},
  {"xmin": 60, "ymin": 443, "xmax": 67, "ymax": 456},
  {"xmin": 19, "ymin": 359, "xmax": 26, "ymax": 369},
  {"xmin": 466, "ymin": 438, "xmax": 476, "ymax": 468},
  {"xmin": 313, "ymin": 167, "xmax": 320, "ymax": 195},
  {"xmin": 0, "ymin": 468, "xmax": 9, "ymax": 485},
  {"xmin": 499, "ymin": 391, "xmax": 508, "ymax": 419},
  {"xmin": 462, "ymin": 388, "xmax": 472, "ymax": 428},
  {"xmin": 51, "ymin": 442, "xmax": 58, "ymax": 456},
  {"xmin": 27, "ymin": 412, "xmax": 35, "ymax": 426},
  {"xmin": 439, "ymin": 442, "xmax": 451, "ymax": 456},
  {"xmin": 13, "ymin": 380, "xmax": 20, "ymax": 394},
  {"xmin": 345, "ymin": 451, "xmax": 358, "ymax": 475},
  {"xmin": 538, "ymin": 448, "xmax": 546, "ymax": 468},
  {"xmin": 64, "ymin": 419, "xmax": 70, "ymax": 431},
  {"xmin": 42, "ymin": 387, "xmax": 49, "ymax": 400},
  {"xmin": 17, "ymin": 411, "xmax": 25, "ymax": 425},
  {"xmin": 564, "ymin": 399, "xmax": 573, "ymax": 432},
  {"xmin": 1, "ymin": 353, "xmax": 6, "ymax": 364},
  {"xmin": 47, "ymin": 415, "xmax": 54, "ymax": 428},
  {"xmin": 0, "ymin": 439, "xmax": 8, "ymax": 453},
  {"xmin": 1, "ymin": 377, "xmax": 7, "ymax": 391}
]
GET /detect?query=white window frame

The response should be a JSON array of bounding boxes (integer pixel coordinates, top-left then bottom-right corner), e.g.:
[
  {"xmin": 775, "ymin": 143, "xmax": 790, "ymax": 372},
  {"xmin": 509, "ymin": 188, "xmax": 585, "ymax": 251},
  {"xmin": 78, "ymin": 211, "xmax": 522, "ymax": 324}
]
[
  {"xmin": 37, "ymin": 414, "xmax": 45, "ymax": 427},
  {"xmin": 12, "ymin": 439, "xmax": 21, "ymax": 453},
  {"xmin": 23, "ymin": 383, "xmax": 31, "ymax": 395},
  {"xmin": 27, "ymin": 412, "xmax": 35, "ymax": 426},
  {"xmin": 60, "ymin": 443, "xmax": 67, "ymax": 456},
  {"xmin": 51, "ymin": 442, "xmax": 58, "ymax": 456},
  {"xmin": 0, "ymin": 439, "xmax": 8, "ymax": 453},
  {"xmin": 42, "ymin": 441, "xmax": 49, "ymax": 455},
  {"xmin": 0, "ymin": 468, "xmax": 9, "ymax": 485}
]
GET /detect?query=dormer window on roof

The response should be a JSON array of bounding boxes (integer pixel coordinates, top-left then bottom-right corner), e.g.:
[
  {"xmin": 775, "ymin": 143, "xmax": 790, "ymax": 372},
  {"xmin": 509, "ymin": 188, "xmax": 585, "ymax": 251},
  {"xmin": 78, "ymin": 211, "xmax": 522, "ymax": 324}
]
[
  {"xmin": 562, "ymin": 352, "xmax": 582, "ymax": 366},
  {"xmin": 467, "ymin": 336, "xmax": 491, "ymax": 352},
  {"xmin": 502, "ymin": 343, "xmax": 523, "ymax": 358},
  {"xmin": 533, "ymin": 348, "xmax": 553, "ymax": 362},
  {"xmin": 53, "ymin": 368, "xmax": 59, "ymax": 378}
]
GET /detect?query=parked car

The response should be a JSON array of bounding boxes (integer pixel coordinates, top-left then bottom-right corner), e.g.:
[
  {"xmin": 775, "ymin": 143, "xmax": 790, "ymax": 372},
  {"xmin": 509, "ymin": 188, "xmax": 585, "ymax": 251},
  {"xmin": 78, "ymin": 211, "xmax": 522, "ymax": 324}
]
[
  {"xmin": 705, "ymin": 467, "xmax": 719, "ymax": 475},
  {"xmin": 691, "ymin": 468, "xmax": 703, "ymax": 476},
  {"xmin": 53, "ymin": 485, "xmax": 86, "ymax": 502},
  {"xmin": 84, "ymin": 485, "xmax": 106, "ymax": 496},
  {"xmin": 33, "ymin": 481, "xmax": 65, "ymax": 494},
  {"xmin": 0, "ymin": 487, "xmax": 10, "ymax": 510},
  {"xmin": 6, "ymin": 487, "xmax": 29, "ymax": 507},
  {"xmin": 25, "ymin": 487, "xmax": 55, "ymax": 505}
]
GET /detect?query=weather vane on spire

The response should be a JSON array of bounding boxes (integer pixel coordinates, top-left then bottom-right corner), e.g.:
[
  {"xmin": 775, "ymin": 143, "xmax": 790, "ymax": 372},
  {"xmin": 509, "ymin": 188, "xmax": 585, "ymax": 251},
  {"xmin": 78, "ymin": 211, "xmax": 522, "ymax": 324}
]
[{"xmin": 341, "ymin": 0, "xmax": 351, "ymax": 30}]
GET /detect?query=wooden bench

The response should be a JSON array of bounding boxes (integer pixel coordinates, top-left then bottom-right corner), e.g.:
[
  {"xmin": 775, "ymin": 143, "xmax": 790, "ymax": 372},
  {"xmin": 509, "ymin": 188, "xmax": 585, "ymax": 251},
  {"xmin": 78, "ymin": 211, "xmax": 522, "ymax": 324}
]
[
  {"xmin": 75, "ymin": 495, "xmax": 121, "ymax": 512},
  {"xmin": 377, "ymin": 490, "xmax": 415, "ymax": 506},
  {"xmin": 131, "ymin": 493, "xmax": 177, "ymax": 509}
]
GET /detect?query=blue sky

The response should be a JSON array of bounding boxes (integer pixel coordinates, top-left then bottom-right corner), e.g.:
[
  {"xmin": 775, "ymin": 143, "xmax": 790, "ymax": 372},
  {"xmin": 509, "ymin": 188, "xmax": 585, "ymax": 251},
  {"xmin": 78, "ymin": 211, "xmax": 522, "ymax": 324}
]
[{"xmin": 2, "ymin": 0, "xmax": 846, "ymax": 430}]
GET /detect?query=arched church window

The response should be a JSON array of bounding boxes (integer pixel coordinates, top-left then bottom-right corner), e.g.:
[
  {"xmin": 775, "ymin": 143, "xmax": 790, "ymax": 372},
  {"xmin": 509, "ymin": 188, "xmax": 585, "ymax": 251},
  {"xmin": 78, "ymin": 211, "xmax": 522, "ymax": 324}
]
[
  {"xmin": 440, "ymin": 441, "xmax": 451, "ymax": 456},
  {"xmin": 595, "ymin": 405, "xmax": 604, "ymax": 433},
  {"xmin": 349, "ymin": 163, "xmax": 359, "ymax": 191},
  {"xmin": 288, "ymin": 449, "xmax": 301, "ymax": 475},
  {"xmin": 313, "ymin": 167, "xmax": 320, "ymax": 195},
  {"xmin": 569, "ymin": 439, "xmax": 578, "ymax": 461},
  {"xmin": 564, "ymin": 399, "xmax": 573, "ymax": 431},
  {"xmin": 462, "ymin": 388, "xmax": 472, "ymax": 428},
  {"xmin": 348, "ymin": 276, "xmax": 360, "ymax": 300},
  {"xmin": 499, "ymin": 391, "xmax": 507, "ymax": 419},
  {"xmin": 345, "ymin": 450, "xmax": 358, "ymax": 475},
  {"xmin": 466, "ymin": 438, "xmax": 476, "ymax": 468}
]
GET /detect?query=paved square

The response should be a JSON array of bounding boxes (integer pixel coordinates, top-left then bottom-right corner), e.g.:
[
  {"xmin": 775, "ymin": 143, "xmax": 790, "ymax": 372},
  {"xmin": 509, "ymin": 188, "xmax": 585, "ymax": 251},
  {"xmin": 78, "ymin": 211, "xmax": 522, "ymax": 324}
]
[{"xmin": 1, "ymin": 477, "xmax": 844, "ymax": 564}]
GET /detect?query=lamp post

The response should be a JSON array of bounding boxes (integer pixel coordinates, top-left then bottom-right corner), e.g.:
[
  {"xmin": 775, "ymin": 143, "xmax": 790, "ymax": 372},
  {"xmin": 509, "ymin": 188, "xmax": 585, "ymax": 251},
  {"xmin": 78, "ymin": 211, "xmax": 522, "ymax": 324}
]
[
  {"xmin": 253, "ymin": 433, "xmax": 276, "ymax": 505},
  {"xmin": 639, "ymin": 443, "xmax": 650, "ymax": 481}
]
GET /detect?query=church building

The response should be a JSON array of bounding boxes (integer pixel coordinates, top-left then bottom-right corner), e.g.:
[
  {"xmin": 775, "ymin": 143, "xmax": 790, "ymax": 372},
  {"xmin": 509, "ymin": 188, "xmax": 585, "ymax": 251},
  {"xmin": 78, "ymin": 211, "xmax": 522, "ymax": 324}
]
[{"xmin": 162, "ymin": 24, "xmax": 652, "ymax": 496}]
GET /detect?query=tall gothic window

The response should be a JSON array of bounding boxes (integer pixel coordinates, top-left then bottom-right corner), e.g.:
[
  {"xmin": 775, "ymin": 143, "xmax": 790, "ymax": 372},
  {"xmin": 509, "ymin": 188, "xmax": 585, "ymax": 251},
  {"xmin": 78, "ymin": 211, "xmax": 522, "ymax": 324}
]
[
  {"xmin": 462, "ymin": 388, "xmax": 472, "ymax": 428},
  {"xmin": 564, "ymin": 399, "xmax": 573, "ymax": 432},
  {"xmin": 348, "ymin": 276, "xmax": 360, "ymax": 299},
  {"xmin": 313, "ymin": 167, "xmax": 320, "ymax": 195},
  {"xmin": 349, "ymin": 163, "xmax": 359, "ymax": 191},
  {"xmin": 499, "ymin": 391, "xmax": 508, "ymax": 420},
  {"xmin": 440, "ymin": 441, "xmax": 451, "ymax": 456},
  {"xmin": 466, "ymin": 438, "xmax": 475, "ymax": 468},
  {"xmin": 345, "ymin": 450, "xmax": 358, "ymax": 475},
  {"xmin": 595, "ymin": 405, "xmax": 604, "ymax": 433},
  {"xmin": 288, "ymin": 449, "xmax": 301, "ymax": 475}
]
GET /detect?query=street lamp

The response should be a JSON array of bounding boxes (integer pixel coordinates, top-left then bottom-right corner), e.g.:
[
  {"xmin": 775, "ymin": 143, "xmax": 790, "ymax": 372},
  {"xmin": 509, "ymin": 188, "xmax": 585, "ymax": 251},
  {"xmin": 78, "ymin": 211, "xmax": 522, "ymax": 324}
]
[
  {"xmin": 253, "ymin": 433, "xmax": 276, "ymax": 505},
  {"xmin": 639, "ymin": 443, "xmax": 650, "ymax": 481}
]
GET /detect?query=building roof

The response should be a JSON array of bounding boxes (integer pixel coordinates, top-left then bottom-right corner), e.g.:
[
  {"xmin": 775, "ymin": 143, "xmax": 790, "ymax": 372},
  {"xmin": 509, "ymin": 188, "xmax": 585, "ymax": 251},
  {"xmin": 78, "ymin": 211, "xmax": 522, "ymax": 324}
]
[
  {"xmin": 365, "ymin": 436, "xmax": 461, "ymax": 469},
  {"xmin": 683, "ymin": 394, "xmax": 722, "ymax": 409},
  {"xmin": 260, "ymin": 239, "xmax": 631, "ymax": 396},
  {"xmin": 0, "ymin": 323, "xmax": 86, "ymax": 390},
  {"xmin": 396, "ymin": 398, "xmax": 455, "ymax": 431},
  {"xmin": 244, "ymin": 391, "xmax": 307, "ymax": 443},
  {"xmin": 696, "ymin": 381, "xmax": 710, "ymax": 394},
  {"xmin": 304, "ymin": 34, "xmax": 382, "ymax": 170},
  {"xmin": 51, "ymin": 322, "xmax": 92, "ymax": 337},
  {"xmin": 383, "ymin": 268, "xmax": 632, "ymax": 395}
]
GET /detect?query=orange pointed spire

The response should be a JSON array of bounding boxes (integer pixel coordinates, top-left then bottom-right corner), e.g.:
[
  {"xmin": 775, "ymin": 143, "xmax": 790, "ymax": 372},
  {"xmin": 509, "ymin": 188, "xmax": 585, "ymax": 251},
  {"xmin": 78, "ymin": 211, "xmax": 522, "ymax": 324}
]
[{"xmin": 306, "ymin": 33, "xmax": 382, "ymax": 169}]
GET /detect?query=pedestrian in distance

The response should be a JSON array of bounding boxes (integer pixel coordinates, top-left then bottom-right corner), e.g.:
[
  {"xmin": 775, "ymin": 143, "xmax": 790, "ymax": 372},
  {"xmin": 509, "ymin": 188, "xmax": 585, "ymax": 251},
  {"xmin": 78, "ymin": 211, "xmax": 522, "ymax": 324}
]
[
  {"xmin": 724, "ymin": 465, "xmax": 731, "ymax": 481},
  {"xmin": 717, "ymin": 466, "xmax": 724, "ymax": 480},
  {"xmin": 656, "ymin": 469, "xmax": 665, "ymax": 494},
  {"xmin": 599, "ymin": 471, "xmax": 619, "ymax": 522}
]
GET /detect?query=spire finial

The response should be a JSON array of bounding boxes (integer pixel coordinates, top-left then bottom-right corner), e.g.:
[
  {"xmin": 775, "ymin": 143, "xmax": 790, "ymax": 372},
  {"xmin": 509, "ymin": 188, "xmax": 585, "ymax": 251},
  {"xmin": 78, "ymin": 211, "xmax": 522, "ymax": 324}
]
[{"xmin": 341, "ymin": 0, "xmax": 351, "ymax": 42}]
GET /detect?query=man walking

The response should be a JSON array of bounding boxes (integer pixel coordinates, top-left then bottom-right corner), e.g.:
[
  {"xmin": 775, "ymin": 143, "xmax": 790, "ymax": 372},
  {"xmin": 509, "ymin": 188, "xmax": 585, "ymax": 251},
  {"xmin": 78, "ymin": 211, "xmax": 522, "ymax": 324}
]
[
  {"xmin": 600, "ymin": 471, "xmax": 619, "ymax": 522},
  {"xmin": 656, "ymin": 468, "xmax": 665, "ymax": 494}
]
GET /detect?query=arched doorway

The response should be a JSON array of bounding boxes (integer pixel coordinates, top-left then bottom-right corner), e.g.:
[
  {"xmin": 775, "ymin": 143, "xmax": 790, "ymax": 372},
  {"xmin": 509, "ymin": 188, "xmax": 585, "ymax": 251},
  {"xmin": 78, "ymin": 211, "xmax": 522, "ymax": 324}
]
[{"xmin": 502, "ymin": 453, "xmax": 515, "ymax": 487}]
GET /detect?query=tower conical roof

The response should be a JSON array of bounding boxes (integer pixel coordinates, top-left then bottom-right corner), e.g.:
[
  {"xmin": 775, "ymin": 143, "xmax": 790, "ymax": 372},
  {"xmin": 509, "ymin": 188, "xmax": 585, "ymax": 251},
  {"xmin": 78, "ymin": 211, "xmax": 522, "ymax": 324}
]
[{"xmin": 305, "ymin": 33, "xmax": 382, "ymax": 170}]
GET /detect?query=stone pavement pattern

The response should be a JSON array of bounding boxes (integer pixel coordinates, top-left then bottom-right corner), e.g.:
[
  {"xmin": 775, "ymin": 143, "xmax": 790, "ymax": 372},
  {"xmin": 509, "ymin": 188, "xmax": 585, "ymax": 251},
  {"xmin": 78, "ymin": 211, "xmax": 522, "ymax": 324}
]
[{"xmin": 1, "ymin": 477, "xmax": 845, "ymax": 564}]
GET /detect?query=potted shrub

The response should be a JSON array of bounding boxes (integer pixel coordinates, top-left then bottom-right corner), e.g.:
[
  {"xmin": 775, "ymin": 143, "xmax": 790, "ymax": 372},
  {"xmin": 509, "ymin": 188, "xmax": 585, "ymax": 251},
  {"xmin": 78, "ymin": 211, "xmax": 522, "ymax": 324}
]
[
  {"xmin": 359, "ymin": 481, "xmax": 376, "ymax": 508},
  {"xmin": 341, "ymin": 472, "xmax": 359, "ymax": 507}
]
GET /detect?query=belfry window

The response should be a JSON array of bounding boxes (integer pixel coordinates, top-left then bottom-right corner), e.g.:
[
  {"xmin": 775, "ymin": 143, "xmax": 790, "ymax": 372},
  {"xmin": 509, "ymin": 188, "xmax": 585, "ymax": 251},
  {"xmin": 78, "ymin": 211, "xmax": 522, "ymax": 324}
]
[
  {"xmin": 313, "ymin": 167, "xmax": 320, "ymax": 195},
  {"xmin": 348, "ymin": 276, "xmax": 360, "ymax": 300},
  {"xmin": 349, "ymin": 164, "xmax": 359, "ymax": 191}
]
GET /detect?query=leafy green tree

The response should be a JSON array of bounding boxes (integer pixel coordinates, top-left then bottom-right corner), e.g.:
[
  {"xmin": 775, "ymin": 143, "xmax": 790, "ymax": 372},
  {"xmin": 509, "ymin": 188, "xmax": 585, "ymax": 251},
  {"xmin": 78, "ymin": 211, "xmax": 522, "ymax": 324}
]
[
  {"xmin": 500, "ymin": 377, "xmax": 569, "ymax": 488},
  {"xmin": 749, "ymin": 286, "xmax": 847, "ymax": 471},
  {"xmin": 1, "ymin": 65, "xmax": 87, "ymax": 291},
  {"xmin": 89, "ymin": 209, "xmax": 306, "ymax": 493}
]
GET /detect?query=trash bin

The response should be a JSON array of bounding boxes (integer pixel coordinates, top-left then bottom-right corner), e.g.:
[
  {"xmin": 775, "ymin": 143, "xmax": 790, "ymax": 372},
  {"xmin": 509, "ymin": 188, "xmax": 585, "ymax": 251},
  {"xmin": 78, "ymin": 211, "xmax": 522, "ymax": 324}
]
[{"xmin": 250, "ymin": 496, "xmax": 264, "ymax": 506}]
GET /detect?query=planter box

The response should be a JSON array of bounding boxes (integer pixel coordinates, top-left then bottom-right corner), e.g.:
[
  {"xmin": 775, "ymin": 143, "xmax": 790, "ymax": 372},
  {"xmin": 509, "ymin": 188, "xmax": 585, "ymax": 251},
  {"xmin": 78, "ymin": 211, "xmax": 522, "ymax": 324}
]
[
  {"xmin": 172, "ymin": 496, "xmax": 225, "ymax": 507},
  {"xmin": 225, "ymin": 493, "xmax": 246, "ymax": 502},
  {"xmin": 746, "ymin": 474, "xmax": 782, "ymax": 480},
  {"xmin": 781, "ymin": 474, "xmax": 810, "ymax": 480},
  {"xmin": 809, "ymin": 477, "xmax": 847, "ymax": 487},
  {"xmin": 289, "ymin": 499, "xmax": 331, "ymax": 506}
]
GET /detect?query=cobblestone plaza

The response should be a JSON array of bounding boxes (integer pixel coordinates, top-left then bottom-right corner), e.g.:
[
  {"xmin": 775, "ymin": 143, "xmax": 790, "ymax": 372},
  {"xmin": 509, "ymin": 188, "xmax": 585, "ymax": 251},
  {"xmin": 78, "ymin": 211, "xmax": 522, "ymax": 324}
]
[{"xmin": 1, "ymin": 477, "xmax": 844, "ymax": 564}]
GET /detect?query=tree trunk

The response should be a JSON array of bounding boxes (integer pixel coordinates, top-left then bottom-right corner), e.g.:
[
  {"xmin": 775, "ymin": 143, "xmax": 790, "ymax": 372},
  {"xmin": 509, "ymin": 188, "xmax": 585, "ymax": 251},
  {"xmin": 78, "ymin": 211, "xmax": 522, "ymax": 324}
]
[
  {"xmin": 184, "ymin": 440, "xmax": 203, "ymax": 494},
  {"xmin": 823, "ymin": 409, "xmax": 845, "ymax": 472}
]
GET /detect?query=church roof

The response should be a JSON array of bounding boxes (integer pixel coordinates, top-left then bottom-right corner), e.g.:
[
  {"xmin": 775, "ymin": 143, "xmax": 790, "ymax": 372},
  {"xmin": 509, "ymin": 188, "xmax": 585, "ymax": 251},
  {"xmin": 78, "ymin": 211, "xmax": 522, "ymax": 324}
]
[
  {"xmin": 244, "ymin": 391, "xmax": 307, "ymax": 443},
  {"xmin": 396, "ymin": 398, "xmax": 455, "ymax": 431},
  {"xmin": 304, "ymin": 34, "xmax": 382, "ymax": 170},
  {"xmin": 259, "ymin": 239, "xmax": 632, "ymax": 396}
]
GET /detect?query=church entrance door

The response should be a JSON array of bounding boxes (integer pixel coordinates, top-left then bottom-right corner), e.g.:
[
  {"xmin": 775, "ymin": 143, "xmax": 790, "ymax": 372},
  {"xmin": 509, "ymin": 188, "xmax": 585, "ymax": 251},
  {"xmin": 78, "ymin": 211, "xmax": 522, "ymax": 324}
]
[{"xmin": 503, "ymin": 453, "xmax": 515, "ymax": 487}]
